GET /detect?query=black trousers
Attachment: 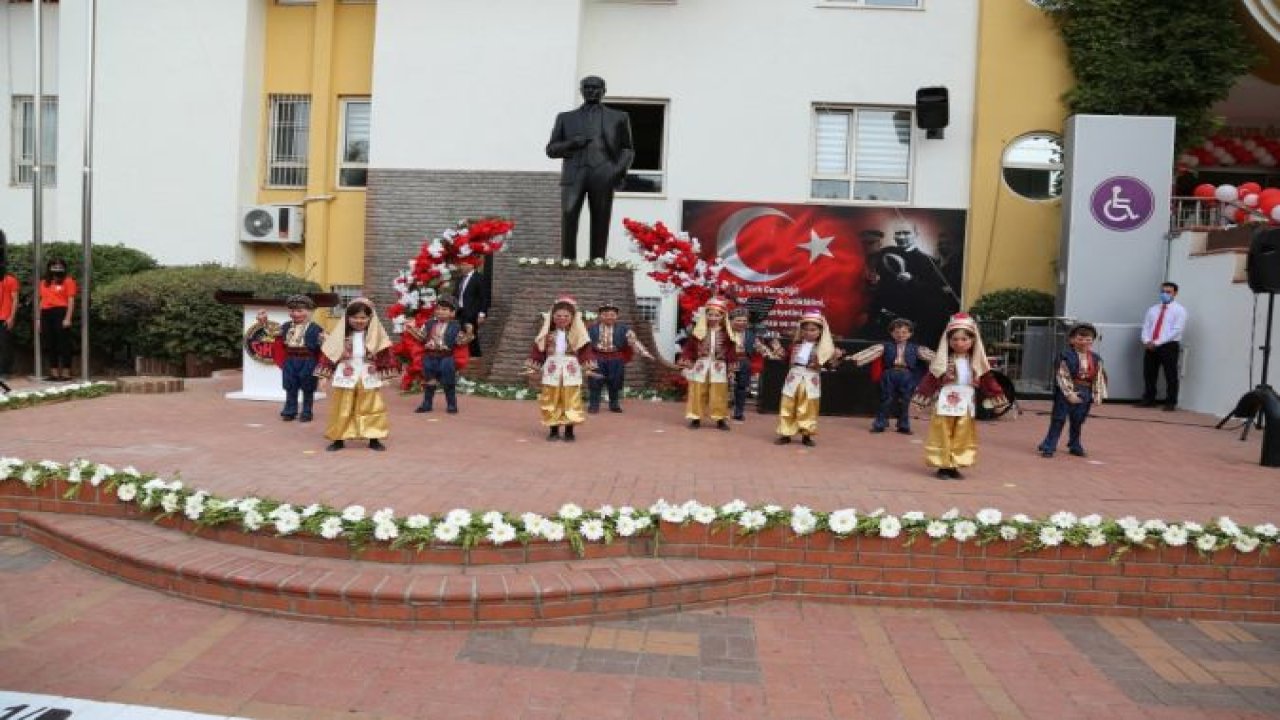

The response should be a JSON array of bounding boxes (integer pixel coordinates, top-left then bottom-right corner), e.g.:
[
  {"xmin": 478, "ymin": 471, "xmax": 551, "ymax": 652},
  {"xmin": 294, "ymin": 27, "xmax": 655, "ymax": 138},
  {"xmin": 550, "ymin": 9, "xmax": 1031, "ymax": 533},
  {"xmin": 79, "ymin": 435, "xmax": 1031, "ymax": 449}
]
[
  {"xmin": 560, "ymin": 164, "xmax": 616, "ymax": 260},
  {"xmin": 0, "ymin": 321, "xmax": 13, "ymax": 376},
  {"xmin": 41, "ymin": 307, "xmax": 74, "ymax": 370},
  {"xmin": 1142, "ymin": 341, "xmax": 1180, "ymax": 405}
]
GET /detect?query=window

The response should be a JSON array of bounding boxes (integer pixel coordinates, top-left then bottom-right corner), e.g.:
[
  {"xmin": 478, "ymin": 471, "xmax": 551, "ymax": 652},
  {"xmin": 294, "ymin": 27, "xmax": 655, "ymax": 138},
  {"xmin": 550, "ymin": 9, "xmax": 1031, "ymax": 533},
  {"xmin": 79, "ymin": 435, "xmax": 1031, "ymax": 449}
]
[
  {"xmin": 11, "ymin": 96, "xmax": 57, "ymax": 186},
  {"xmin": 330, "ymin": 284, "xmax": 363, "ymax": 314},
  {"xmin": 266, "ymin": 94, "xmax": 310, "ymax": 188},
  {"xmin": 338, "ymin": 98, "xmax": 370, "ymax": 188},
  {"xmin": 1002, "ymin": 132, "xmax": 1062, "ymax": 201},
  {"xmin": 811, "ymin": 106, "xmax": 912, "ymax": 202},
  {"xmin": 634, "ymin": 296, "xmax": 661, "ymax": 324},
  {"xmin": 605, "ymin": 100, "xmax": 667, "ymax": 194}
]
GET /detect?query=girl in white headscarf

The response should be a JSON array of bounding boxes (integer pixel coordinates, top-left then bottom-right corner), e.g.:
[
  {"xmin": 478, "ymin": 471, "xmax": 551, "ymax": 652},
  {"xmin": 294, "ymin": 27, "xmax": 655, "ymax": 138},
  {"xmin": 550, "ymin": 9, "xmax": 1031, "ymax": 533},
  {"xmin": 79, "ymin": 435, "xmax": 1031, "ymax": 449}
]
[
  {"xmin": 524, "ymin": 296, "xmax": 597, "ymax": 442},
  {"xmin": 316, "ymin": 298, "xmax": 399, "ymax": 451},
  {"xmin": 770, "ymin": 309, "xmax": 842, "ymax": 447},
  {"xmin": 911, "ymin": 313, "xmax": 1008, "ymax": 480},
  {"xmin": 678, "ymin": 296, "xmax": 739, "ymax": 430}
]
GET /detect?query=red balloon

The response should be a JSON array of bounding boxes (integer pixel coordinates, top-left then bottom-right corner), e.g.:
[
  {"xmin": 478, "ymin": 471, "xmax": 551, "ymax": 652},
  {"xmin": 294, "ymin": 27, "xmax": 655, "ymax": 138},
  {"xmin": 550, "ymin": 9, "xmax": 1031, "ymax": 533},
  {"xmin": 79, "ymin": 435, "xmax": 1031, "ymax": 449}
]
[
  {"xmin": 1240, "ymin": 182, "xmax": 1263, "ymax": 195},
  {"xmin": 1193, "ymin": 183, "xmax": 1217, "ymax": 199},
  {"xmin": 1234, "ymin": 208, "xmax": 1252, "ymax": 224}
]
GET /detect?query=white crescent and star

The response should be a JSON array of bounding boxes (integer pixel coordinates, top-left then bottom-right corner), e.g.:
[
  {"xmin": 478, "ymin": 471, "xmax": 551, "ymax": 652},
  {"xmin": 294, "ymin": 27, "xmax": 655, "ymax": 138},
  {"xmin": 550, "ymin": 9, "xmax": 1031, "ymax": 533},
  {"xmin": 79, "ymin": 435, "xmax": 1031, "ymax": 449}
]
[{"xmin": 715, "ymin": 207, "xmax": 839, "ymax": 284}]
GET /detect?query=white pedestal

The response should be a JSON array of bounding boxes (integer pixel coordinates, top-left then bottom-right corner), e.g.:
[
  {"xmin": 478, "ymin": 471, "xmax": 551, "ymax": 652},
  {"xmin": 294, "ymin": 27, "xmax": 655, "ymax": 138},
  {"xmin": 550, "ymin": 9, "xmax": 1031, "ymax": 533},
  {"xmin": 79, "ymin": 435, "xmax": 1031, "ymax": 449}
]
[{"xmin": 224, "ymin": 305, "xmax": 325, "ymax": 403}]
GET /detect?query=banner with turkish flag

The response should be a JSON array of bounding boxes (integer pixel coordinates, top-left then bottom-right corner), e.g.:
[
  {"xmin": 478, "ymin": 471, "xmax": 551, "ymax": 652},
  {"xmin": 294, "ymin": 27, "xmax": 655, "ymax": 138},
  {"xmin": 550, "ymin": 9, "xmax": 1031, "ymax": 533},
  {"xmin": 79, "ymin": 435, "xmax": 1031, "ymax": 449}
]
[{"xmin": 682, "ymin": 201, "xmax": 966, "ymax": 346}]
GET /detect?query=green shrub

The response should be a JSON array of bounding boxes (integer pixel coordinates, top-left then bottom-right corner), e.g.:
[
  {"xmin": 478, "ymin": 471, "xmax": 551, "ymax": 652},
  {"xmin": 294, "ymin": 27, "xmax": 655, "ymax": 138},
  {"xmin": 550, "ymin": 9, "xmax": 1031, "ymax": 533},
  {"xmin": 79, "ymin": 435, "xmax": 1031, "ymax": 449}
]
[
  {"xmin": 970, "ymin": 288, "xmax": 1056, "ymax": 322},
  {"xmin": 1, "ymin": 242, "xmax": 160, "ymax": 364},
  {"xmin": 93, "ymin": 265, "xmax": 321, "ymax": 365}
]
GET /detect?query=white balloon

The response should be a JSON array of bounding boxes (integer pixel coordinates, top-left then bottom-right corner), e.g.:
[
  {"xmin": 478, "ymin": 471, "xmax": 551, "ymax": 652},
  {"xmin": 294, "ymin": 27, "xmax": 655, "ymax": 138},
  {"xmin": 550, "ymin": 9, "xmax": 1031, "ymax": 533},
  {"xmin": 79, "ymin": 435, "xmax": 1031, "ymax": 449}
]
[{"xmin": 1216, "ymin": 185, "xmax": 1240, "ymax": 202}]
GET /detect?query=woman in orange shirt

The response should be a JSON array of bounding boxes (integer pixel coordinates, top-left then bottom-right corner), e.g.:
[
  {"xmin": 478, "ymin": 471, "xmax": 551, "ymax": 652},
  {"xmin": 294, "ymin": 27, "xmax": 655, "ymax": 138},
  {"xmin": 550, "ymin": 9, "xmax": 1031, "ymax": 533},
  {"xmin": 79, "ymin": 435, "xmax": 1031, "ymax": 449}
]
[{"xmin": 38, "ymin": 257, "xmax": 77, "ymax": 381}]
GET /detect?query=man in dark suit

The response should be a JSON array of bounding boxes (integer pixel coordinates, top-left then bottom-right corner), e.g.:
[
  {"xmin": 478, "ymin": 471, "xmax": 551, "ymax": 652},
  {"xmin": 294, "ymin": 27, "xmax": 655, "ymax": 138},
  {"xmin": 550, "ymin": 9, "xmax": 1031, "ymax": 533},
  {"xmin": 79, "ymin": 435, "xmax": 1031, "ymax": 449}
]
[
  {"xmin": 454, "ymin": 256, "xmax": 490, "ymax": 357},
  {"xmin": 546, "ymin": 75, "xmax": 635, "ymax": 260}
]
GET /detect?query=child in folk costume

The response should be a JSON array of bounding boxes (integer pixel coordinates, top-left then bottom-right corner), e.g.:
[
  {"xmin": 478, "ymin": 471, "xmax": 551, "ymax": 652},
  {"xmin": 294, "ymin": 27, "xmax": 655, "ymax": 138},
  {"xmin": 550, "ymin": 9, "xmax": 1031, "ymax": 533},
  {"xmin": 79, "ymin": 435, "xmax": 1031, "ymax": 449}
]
[
  {"xmin": 678, "ymin": 296, "xmax": 739, "ymax": 430},
  {"xmin": 260, "ymin": 294, "xmax": 325, "ymax": 423},
  {"xmin": 409, "ymin": 296, "xmax": 473, "ymax": 414},
  {"xmin": 770, "ymin": 309, "xmax": 843, "ymax": 446},
  {"xmin": 1038, "ymin": 322, "xmax": 1107, "ymax": 458},
  {"xmin": 525, "ymin": 296, "xmax": 597, "ymax": 442},
  {"xmin": 911, "ymin": 313, "xmax": 1009, "ymax": 479},
  {"xmin": 729, "ymin": 307, "xmax": 770, "ymax": 422},
  {"xmin": 316, "ymin": 299, "xmax": 399, "ymax": 452},
  {"xmin": 586, "ymin": 301, "xmax": 655, "ymax": 414},
  {"xmin": 848, "ymin": 318, "xmax": 933, "ymax": 435}
]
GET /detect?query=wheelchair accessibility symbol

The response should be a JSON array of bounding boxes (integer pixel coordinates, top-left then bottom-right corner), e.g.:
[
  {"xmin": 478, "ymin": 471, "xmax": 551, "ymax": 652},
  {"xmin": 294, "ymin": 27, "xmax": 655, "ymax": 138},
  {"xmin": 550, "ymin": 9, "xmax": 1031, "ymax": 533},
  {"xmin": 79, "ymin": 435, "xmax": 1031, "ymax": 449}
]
[{"xmin": 1089, "ymin": 176, "xmax": 1154, "ymax": 232}]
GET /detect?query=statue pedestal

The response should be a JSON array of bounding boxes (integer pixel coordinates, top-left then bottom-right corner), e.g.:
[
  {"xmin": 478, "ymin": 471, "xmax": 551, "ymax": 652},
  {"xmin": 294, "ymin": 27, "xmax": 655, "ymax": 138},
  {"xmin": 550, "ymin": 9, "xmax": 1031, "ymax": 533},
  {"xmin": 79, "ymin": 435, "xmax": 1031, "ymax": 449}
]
[{"xmin": 215, "ymin": 291, "xmax": 337, "ymax": 403}]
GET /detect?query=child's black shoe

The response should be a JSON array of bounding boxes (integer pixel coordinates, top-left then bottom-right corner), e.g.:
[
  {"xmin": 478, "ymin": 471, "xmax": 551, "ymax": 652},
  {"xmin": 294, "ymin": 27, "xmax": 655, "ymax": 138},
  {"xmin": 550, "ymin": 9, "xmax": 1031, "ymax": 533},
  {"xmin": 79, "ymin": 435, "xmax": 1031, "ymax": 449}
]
[
  {"xmin": 446, "ymin": 407, "xmax": 458, "ymax": 414},
  {"xmin": 801, "ymin": 435, "xmax": 815, "ymax": 447},
  {"xmin": 1040, "ymin": 450, "xmax": 1054, "ymax": 458},
  {"xmin": 326, "ymin": 440, "xmax": 345, "ymax": 452},
  {"xmin": 1068, "ymin": 447, "xmax": 1087, "ymax": 457},
  {"xmin": 564, "ymin": 426, "xmax": 576, "ymax": 442},
  {"xmin": 716, "ymin": 419, "xmax": 730, "ymax": 431},
  {"xmin": 870, "ymin": 426, "xmax": 885, "ymax": 434},
  {"xmin": 896, "ymin": 428, "xmax": 912, "ymax": 435},
  {"xmin": 281, "ymin": 414, "xmax": 296, "ymax": 422},
  {"xmin": 774, "ymin": 436, "xmax": 792, "ymax": 445},
  {"xmin": 369, "ymin": 439, "xmax": 386, "ymax": 451},
  {"xmin": 688, "ymin": 419, "xmax": 701, "ymax": 429},
  {"xmin": 299, "ymin": 413, "xmax": 312, "ymax": 423},
  {"xmin": 548, "ymin": 427, "xmax": 562, "ymax": 441},
  {"xmin": 415, "ymin": 404, "xmax": 432, "ymax": 413}
]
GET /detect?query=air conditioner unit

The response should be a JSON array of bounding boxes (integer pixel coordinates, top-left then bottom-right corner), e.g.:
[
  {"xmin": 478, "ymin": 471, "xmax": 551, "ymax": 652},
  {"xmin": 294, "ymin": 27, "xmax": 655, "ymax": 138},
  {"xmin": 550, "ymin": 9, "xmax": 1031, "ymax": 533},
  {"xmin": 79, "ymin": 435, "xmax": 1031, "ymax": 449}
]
[{"xmin": 239, "ymin": 204, "xmax": 304, "ymax": 244}]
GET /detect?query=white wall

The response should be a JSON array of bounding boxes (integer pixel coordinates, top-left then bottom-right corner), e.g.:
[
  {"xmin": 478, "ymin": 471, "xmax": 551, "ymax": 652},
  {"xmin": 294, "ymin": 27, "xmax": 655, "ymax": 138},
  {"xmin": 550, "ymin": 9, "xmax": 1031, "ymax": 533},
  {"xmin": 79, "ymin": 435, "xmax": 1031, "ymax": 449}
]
[
  {"xmin": 0, "ymin": 1, "xmax": 62, "ymax": 244},
  {"xmin": 370, "ymin": 0, "xmax": 584, "ymax": 171},
  {"xmin": 1167, "ymin": 231, "xmax": 1280, "ymax": 415}
]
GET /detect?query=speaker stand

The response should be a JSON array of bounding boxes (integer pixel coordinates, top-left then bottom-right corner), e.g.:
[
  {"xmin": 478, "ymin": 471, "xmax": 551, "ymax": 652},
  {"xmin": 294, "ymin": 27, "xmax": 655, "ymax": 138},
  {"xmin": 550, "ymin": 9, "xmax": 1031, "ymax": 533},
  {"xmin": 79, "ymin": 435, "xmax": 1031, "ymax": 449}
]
[{"xmin": 1217, "ymin": 292, "xmax": 1280, "ymax": 466}]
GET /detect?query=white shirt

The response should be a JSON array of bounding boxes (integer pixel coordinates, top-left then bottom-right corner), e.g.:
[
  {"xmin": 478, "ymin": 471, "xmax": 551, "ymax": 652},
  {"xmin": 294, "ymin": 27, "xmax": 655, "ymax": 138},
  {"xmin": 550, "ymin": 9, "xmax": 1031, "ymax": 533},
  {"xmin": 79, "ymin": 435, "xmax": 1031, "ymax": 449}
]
[
  {"xmin": 554, "ymin": 329, "xmax": 567, "ymax": 355},
  {"xmin": 1141, "ymin": 300, "xmax": 1187, "ymax": 345},
  {"xmin": 794, "ymin": 341, "xmax": 814, "ymax": 366},
  {"xmin": 457, "ymin": 272, "xmax": 471, "ymax": 307},
  {"xmin": 954, "ymin": 356, "xmax": 973, "ymax": 386}
]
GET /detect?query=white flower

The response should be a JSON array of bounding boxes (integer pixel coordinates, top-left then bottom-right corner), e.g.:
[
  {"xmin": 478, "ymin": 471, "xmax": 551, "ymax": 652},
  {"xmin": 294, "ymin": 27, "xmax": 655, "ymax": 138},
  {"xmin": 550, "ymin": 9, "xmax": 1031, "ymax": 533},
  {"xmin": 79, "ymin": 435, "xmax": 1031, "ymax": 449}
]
[
  {"xmin": 738, "ymin": 510, "xmax": 767, "ymax": 531},
  {"xmin": 878, "ymin": 515, "xmax": 902, "ymax": 539},
  {"xmin": 160, "ymin": 492, "xmax": 180, "ymax": 514},
  {"xmin": 406, "ymin": 514, "xmax": 432, "ymax": 529},
  {"xmin": 1183, "ymin": 521, "xmax": 1204, "ymax": 533},
  {"xmin": 1050, "ymin": 512, "xmax": 1078, "ymax": 529},
  {"xmin": 1116, "ymin": 516, "xmax": 1140, "ymax": 531},
  {"xmin": 649, "ymin": 499, "xmax": 671, "ymax": 515},
  {"xmin": 1123, "ymin": 527, "xmax": 1148, "ymax": 544},
  {"xmin": 616, "ymin": 515, "xmax": 638, "ymax": 537},
  {"xmin": 1161, "ymin": 526, "xmax": 1188, "ymax": 547},
  {"xmin": 926, "ymin": 521, "xmax": 949, "ymax": 539},
  {"xmin": 117, "ymin": 483, "xmax": 138, "ymax": 502},
  {"xmin": 790, "ymin": 508, "xmax": 818, "ymax": 535},
  {"xmin": 433, "ymin": 523, "xmax": 461, "ymax": 543},
  {"xmin": 1038, "ymin": 526, "xmax": 1065, "ymax": 547},
  {"xmin": 902, "ymin": 511, "xmax": 926, "ymax": 523},
  {"xmin": 763, "ymin": 504, "xmax": 782, "ymax": 516},
  {"xmin": 1080, "ymin": 514, "xmax": 1103, "ymax": 528},
  {"xmin": 558, "ymin": 503, "xmax": 584, "ymax": 521},
  {"xmin": 487, "ymin": 522, "xmax": 517, "ymax": 545},
  {"xmin": 661, "ymin": 505, "xmax": 688, "ymax": 524},
  {"xmin": 320, "ymin": 517, "xmax": 344, "ymax": 540},
  {"xmin": 341, "ymin": 505, "xmax": 366, "ymax": 523},
  {"xmin": 597, "ymin": 504, "xmax": 616, "ymax": 518},
  {"xmin": 577, "ymin": 259, "xmax": 588, "ymax": 268},
  {"xmin": 952, "ymin": 520, "xmax": 978, "ymax": 543},
  {"xmin": 721, "ymin": 499, "xmax": 748, "ymax": 514},
  {"xmin": 1216, "ymin": 517, "xmax": 1241, "ymax": 538},
  {"xmin": 66, "ymin": 464, "xmax": 83, "ymax": 485},
  {"xmin": 372, "ymin": 507, "xmax": 396, "ymax": 525},
  {"xmin": 21, "ymin": 468, "xmax": 38, "ymax": 487},
  {"xmin": 38, "ymin": 460, "xmax": 61, "ymax": 471},
  {"xmin": 829, "ymin": 509, "xmax": 859, "ymax": 535},
  {"xmin": 1195, "ymin": 534, "xmax": 1219, "ymax": 552},
  {"xmin": 301, "ymin": 504, "xmax": 323, "ymax": 518},
  {"xmin": 999, "ymin": 525, "xmax": 1020, "ymax": 541},
  {"xmin": 374, "ymin": 521, "xmax": 399, "ymax": 542},
  {"xmin": 274, "ymin": 511, "xmax": 301, "ymax": 536},
  {"xmin": 941, "ymin": 508, "xmax": 960, "ymax": 521},
  {"xmin": 122, "ymin": 466, "xmax": 141, "ymax": 478},
  {"xmin": 593, "ymin": 258, "xmax": 605, "ymax": 266},
  {"xmin": 445, "ymin": 508, "xmax": 473, "ymax": 527},
  {"xmin": 561, "ymin": 259, "xmax": 573, "ymax": 267},
  {"xmin": 1141, "ymin": 518, "xmax": 1168, "ymax": 532},
  {"xmin": 1011, "ymin": 514, "xmax": 1033, "ymax": 525},
  {"xmin": 520, "ymin": 512, "xmax": 544, "ymax": 532},
  {"xmin": 184, "ymin": 494, "xmax": 207, "ymax": 520},
  {"xmin": 1233, "ymin": 535, "xmax": 1260, "ymax": 553},
  {"xmin": 540, "ymin": 519, "xmax": 566, "ymax": 542},
  {"xmin": 976, "ymin": 508, "xmax": 1002, "ymax": 526},
  {"xmin": 693, "ymin": 506, "xmax": 717, "ymax": 525},
  {"xmin": 1085, "ymin": 529, "xmax": 1108, "ymax": 547},
  {"xmin": 243, "ymin": 509, "xmax": 264, "ymax": 532},
  {"xmin": 580, "ymin": 518, "xmax": 606, "ymax": 542},
  {"xmin": 482, "ymin": 511, "xmax": 505, "ymax": 526},
  {"xmin": 1253, "ymin": 523, "xmax": 1277, "ymax": 538}
]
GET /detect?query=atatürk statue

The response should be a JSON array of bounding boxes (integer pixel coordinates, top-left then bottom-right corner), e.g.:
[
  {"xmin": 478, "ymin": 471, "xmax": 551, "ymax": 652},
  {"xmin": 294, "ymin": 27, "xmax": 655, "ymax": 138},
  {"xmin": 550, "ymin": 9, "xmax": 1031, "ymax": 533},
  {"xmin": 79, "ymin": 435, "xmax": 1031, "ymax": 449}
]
[{"xmin": 546, "ymin": 76, "xmax": 635, "ymax": 261}]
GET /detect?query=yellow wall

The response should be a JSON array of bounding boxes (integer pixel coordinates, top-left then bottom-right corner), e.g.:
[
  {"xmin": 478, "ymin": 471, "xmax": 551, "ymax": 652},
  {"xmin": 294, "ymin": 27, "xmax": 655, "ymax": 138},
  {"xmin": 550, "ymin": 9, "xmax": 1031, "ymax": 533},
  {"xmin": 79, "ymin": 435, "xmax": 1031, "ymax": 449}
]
[
  {"xmin": 965, "ymin": 0, "xmax": 1073, "ymax": 304},
  {"xmin": 253, "ymin": 0, "xmax": 375, "ymax": 291}
]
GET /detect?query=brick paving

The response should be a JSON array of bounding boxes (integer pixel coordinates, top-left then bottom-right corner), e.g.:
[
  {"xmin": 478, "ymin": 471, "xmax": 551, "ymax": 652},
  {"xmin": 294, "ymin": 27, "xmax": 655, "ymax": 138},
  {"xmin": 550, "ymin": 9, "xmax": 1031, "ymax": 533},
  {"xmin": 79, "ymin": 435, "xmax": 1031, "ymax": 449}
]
[{"xmin": 1, "ymin": 536, "xmax": 1276, "ymax": 719}]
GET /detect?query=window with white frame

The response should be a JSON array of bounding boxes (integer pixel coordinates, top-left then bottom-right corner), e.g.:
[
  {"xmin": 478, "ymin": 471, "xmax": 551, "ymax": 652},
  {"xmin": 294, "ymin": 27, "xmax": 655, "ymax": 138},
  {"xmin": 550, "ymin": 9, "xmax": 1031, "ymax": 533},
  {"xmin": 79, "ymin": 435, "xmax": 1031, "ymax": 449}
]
[
  {"xmin": 11, "ymin": 96, "xmax": 57, "ymax": 187},
  {"xmin": 634, "ymin": 296, "xmax": 661, "ymax": 324},
  {"xmin": 811, "ymin": 105, "xmax": 912, "ymax": 203},
  {"xmin": 266, "ymin": 94, "xmax": 311, "ymax": 188},
  {"xmin": 330, "ymin": 284, "xmax": 363, "ymax": 314},
  {"xmin": 338, "ymin": 98, "xmax": 370, "ymax": 188},
  {"xmin": 604, "ymin": 100, "xmax": 667, "ymax": 194}
]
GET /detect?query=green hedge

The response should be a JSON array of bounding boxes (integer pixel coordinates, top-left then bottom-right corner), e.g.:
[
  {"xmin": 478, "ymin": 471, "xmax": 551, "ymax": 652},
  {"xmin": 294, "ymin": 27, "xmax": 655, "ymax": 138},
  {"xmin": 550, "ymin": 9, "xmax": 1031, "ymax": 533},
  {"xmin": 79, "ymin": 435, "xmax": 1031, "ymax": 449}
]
[
  {"xmin": 1, "ymin": 242, "xmax": 160, "ymax": 363},
  {"xmin": 970, "ymin": 288, "xmax": 1056, "ymax": 323},
  {"xmin": 93, "ymin": 265, "xmax": 321, "ymax": 365}
]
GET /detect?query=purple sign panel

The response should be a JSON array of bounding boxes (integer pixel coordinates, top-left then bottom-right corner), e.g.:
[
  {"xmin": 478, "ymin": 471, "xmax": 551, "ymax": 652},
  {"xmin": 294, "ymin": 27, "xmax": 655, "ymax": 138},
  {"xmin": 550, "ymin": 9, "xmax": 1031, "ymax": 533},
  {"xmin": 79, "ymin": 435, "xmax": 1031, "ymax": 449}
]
[{"xmin": 1089, "ymin": 176, "xmax": 1155, "ymax": 232}]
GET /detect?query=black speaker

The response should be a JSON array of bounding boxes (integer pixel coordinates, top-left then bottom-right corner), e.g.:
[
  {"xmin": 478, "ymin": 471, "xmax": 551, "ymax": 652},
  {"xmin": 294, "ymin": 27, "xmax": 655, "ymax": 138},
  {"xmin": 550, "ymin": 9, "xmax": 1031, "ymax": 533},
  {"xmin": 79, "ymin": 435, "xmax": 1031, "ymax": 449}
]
[
  {"xmin": 915, "ymin": 86, "xmax": 949, "ymax": 131},
  {"xmin": 1247, "ymin": 228, "xmax": 1280, "ymax": 293}
]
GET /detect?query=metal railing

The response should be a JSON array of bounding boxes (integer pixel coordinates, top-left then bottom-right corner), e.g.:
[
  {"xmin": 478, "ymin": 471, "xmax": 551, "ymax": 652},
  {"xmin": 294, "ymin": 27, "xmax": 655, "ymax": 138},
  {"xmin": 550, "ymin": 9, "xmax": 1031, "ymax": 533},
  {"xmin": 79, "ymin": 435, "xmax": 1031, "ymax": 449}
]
[{"xmin": 978, "ymin": 316, "xmax": 1077, "ymax": 397}]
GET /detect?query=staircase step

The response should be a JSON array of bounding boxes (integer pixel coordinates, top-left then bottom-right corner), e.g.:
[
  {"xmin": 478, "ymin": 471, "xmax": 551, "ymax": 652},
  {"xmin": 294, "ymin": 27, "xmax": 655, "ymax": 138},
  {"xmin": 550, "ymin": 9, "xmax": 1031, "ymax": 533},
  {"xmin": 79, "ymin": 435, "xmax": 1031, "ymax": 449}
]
[{"xmin": 17, "ymin": 512, "xmax": 776, "ymax": 626}]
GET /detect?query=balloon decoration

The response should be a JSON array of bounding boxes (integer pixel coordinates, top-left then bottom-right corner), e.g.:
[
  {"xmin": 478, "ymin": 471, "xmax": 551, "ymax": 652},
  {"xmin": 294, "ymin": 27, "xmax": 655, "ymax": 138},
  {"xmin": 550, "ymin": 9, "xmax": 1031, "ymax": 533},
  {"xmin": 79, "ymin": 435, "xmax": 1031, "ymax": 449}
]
[
  {"xmin": 1178, "ymin": 134, "xmax": 1280, "ymax": 169},
  {"xmin": 1188, "ymin": 182, "xmax": 1280, "ymax": 228}
]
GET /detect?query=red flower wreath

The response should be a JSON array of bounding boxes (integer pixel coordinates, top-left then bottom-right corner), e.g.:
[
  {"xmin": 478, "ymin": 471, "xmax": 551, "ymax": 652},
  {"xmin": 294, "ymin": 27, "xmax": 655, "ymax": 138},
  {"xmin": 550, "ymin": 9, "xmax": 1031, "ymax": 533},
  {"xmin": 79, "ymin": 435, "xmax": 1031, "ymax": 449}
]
[
  {"xmin": 622, "ymin": 218, "xmax": 731, "ymax": 330},
  {"xmin": 387, "ymin": 217, "xmax": 515, "ymax": 389}
]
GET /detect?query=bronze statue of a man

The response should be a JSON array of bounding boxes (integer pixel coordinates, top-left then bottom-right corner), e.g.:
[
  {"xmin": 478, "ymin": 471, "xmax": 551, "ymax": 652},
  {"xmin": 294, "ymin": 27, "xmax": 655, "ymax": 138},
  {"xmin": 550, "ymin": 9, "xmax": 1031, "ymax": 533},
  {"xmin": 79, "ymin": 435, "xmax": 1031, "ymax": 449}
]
[{"xmin": 546, "ymin": 76, "xmax": 635, "ymax": 261}]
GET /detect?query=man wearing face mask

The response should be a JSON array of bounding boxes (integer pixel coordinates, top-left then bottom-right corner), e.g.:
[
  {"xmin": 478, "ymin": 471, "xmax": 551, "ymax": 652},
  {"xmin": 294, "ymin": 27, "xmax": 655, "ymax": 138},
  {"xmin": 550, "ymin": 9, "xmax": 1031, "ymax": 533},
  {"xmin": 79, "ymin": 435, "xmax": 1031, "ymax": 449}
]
[
  {"xmin": 38, "ymin": 258, "xmax": 77, "ymax": 382},
  {"xmin": 1138, "ymin": 282, "xmax": 1187, "ymax": 411}
]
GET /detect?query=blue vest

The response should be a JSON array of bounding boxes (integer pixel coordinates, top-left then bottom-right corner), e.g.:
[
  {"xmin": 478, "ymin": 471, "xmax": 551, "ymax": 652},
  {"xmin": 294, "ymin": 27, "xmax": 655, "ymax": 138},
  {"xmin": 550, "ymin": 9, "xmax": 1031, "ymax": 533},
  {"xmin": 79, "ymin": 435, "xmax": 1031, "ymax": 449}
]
[
  {"xmin": 281, "ymin": 321, "xmax": 324, "ymax": 353},
  {"xmin": 422, "ymin": 318, "xmax": 461, "ymax": 348},
  {"xmin": 880, "ymin": 341, "xmax": 922, "ymax": 372},
  {"xmin": 1060, "ymin": 350, "xmax": 1102, "ymax": 382},
  {"xmin": 588, "ymin": 323, "xmax": 630, "ymax": 350}
]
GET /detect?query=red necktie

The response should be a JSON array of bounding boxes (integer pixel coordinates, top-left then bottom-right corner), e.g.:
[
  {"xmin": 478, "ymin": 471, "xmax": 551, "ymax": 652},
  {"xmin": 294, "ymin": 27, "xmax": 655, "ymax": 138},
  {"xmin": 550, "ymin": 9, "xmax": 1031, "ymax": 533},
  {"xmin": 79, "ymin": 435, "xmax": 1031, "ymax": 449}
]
[{"xmin": 1152, "ymin": 305, "xmax": 1168, "ymax": 343}]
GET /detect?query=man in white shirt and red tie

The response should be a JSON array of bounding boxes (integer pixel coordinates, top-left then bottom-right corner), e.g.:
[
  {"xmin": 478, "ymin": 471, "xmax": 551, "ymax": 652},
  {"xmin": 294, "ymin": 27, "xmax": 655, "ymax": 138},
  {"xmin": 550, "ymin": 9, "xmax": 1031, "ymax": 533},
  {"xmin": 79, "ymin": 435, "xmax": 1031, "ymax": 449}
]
[{"xmin": 1138, "ymin": 282, "xmax": 1187, "ymax": 411}]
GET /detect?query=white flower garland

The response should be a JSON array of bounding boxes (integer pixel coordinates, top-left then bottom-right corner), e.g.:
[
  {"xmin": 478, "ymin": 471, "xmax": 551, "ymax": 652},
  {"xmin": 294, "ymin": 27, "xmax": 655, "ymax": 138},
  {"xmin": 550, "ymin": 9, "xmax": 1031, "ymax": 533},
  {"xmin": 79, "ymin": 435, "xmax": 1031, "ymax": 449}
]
[
  {"xmin": 0, "ymin": 381, "xmax": 115, "ymax": 411},
  {"xmin": 2, "ymin": 456, "xmax": 1276, "ymax": 559},
  {"xmin": 516, "ymin": 257, "xmax": 637, "ymax": 271}
]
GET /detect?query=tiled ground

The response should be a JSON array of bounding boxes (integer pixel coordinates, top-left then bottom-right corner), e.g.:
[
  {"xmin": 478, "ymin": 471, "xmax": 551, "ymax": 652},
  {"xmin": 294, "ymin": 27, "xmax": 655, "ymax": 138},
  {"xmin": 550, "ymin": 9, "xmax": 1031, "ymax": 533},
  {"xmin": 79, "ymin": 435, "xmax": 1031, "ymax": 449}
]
[{"xmin": 2, "ymin": 536, "xmax": 1277, "ymax": 720}]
